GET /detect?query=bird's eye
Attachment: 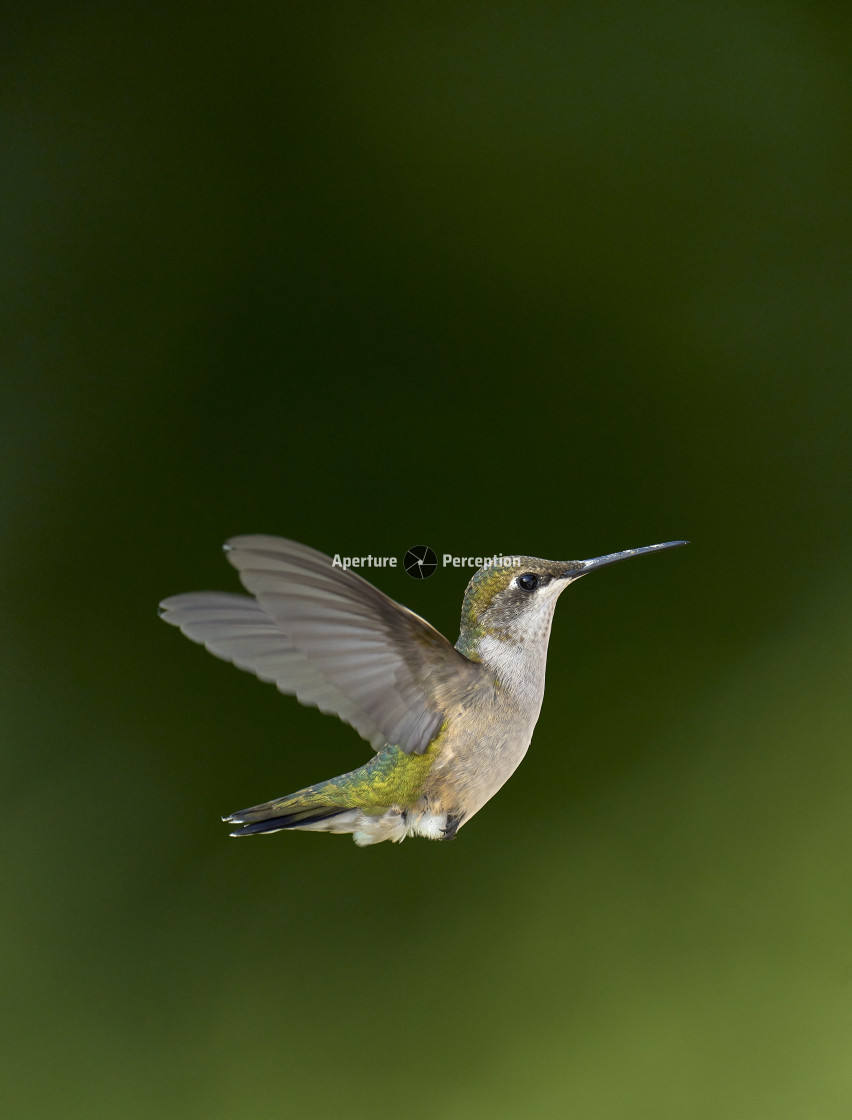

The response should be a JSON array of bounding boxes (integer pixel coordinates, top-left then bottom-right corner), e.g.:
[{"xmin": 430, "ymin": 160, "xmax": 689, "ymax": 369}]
[{"xmin": 517, "ymin": 573, "xmax": 539, "ymax": 592}]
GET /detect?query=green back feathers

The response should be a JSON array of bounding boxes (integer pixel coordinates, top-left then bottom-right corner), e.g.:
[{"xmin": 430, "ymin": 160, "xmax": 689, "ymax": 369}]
[
  {"xmin": 322, "ymin": 742, "xmax": 440, "ymax": 810},
  {"xmin": 256, "ymin": 733, "xmax": 446, "ymax": 817}
]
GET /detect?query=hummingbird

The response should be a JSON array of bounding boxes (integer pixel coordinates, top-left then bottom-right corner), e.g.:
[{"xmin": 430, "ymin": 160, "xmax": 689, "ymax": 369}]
[{"xmin": 160, "ymin": 536, "xmax": 687, "ymax": 846}]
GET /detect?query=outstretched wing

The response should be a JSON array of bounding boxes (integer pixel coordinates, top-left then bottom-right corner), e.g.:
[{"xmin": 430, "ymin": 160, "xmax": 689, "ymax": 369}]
[
  {"xmin": 159, "ymin": 591, "xmax": 393, "ymax": 747},
  {"xmin": 160, "ymin": 536, "xmax": 486, "ymax": 754}
]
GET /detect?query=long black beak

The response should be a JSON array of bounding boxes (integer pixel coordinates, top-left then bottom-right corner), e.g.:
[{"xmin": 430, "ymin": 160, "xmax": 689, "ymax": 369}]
[{"xmin": 563, "ymin": 540, "xmax": 689, "ymax": 580}]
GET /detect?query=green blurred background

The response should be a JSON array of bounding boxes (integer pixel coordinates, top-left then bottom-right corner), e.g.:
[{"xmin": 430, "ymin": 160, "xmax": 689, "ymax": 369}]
[{"xmin": 4, "ymin": 2, "xmax": 852, "ymax": 1117}]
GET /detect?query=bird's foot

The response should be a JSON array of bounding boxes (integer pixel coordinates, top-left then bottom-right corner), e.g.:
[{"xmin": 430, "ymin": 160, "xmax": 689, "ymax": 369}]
[{"xmin": 441, "ymin": 814, "xmax": 463, "ymax": 841}]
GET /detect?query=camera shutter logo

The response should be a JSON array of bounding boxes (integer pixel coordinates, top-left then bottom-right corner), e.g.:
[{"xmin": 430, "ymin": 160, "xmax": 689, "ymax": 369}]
[{"xmin": 403, "ymin": 545, "xmax": 438, "ymax": 579}]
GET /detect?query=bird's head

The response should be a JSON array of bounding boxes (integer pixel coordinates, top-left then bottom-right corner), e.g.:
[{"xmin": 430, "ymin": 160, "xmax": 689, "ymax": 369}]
[{"xmin": 457, "ymin": 542, "xmax": 688, "ymax": 658}]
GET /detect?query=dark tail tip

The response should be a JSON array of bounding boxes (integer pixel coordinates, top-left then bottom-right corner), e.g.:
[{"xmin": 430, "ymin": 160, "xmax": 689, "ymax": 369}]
[{"xmin": 228, "ymin": 806, "xmax": 348, "ymax": 837}]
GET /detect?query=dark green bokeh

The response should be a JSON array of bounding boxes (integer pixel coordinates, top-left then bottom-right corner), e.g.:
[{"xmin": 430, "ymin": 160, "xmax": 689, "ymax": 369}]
[{"xmin": 4, "ymin": 3, "xmax": 852, "ymax": 1117}]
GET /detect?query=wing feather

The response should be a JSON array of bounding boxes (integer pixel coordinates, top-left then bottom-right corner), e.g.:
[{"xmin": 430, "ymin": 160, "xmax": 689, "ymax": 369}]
[
  {"xmin": 158, "ymin": 592, "xmax": 391, "ymax": 745},
  {"xmin": 161, "ymin": 537, "xmax": 487, "ymax": 755},
  {"xmin": 223, "ymin": 536, "xmax": 485, "ymax": 754}
]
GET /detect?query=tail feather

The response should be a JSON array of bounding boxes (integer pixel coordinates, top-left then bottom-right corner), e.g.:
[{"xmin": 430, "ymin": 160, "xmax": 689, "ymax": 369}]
[
  {"xmin": 221, "ymin": 749, "xmax": 425, "ymax": 844},
  {"xmin": 224, "ymin": 785, "xmax": 349, "ymax": 837},
  {"xmin": 227, "ymin": 805, "xmax": 348, "ymax": 836}
]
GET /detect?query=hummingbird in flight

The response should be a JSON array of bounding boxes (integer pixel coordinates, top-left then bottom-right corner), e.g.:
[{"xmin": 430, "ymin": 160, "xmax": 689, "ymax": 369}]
[{"xmin": 160, "ymin": 536, "xmax": 687, "ymax": 846}]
